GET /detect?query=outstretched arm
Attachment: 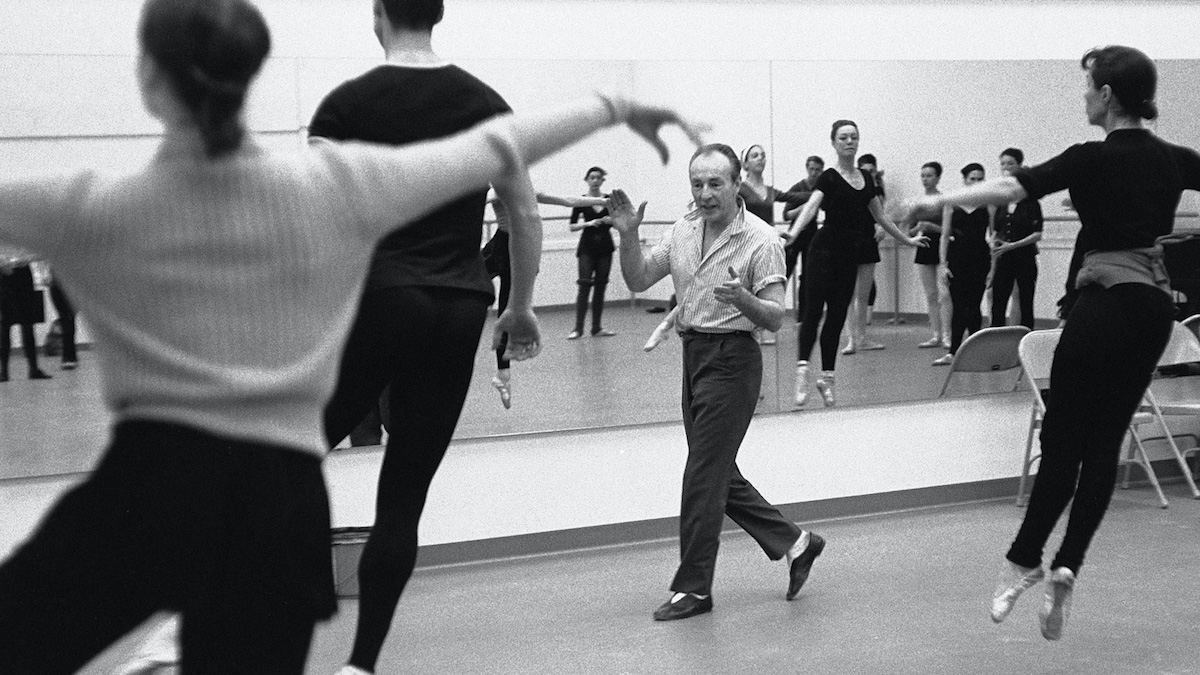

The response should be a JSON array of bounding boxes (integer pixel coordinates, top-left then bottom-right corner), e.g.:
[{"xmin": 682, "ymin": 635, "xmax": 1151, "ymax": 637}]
[
  {"xmin": 537, "ymin": 193, "xmax": 607, "ymax": 209},
  {"xmin": 490, "ymin": 170, "xmax": 543, "ymax": 360},
  {"xmin": 784, "ymin": 191, "xmax": 824, "ymax": 244}
]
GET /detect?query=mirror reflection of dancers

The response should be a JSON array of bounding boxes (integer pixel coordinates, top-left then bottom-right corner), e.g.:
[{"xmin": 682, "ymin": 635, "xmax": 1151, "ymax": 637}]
[
  {"xmin": 485, "ymin": 190, "xmax": 606, "ymax": 407},
  {"xmin": 910, "ymin": 162, "xmax": 951, "ymax": 349},
  {"xmin": 844, "ymin": 153, "xmax": 887, "ymax": 354},
  {"xmin": 785, "ymin": 121, "xmax": 927, "ymax": 407},
  {"xmin": 782, "ymin": 156, "xmax": 826, "ymax": 323},
  {"xmin": 567, "ymin": 167, "xmax": 617, "ymax": 339},
  {"xmin": 932, "ymin": 164, "xmax": 995, "ymax": 366},
  {"xmin": 0, "ymin": 252, "xmax": 50, "ymax": 382},
  {"xmin": 908, "ymin": 45, "xmax": 1197, "ymax": 641}
]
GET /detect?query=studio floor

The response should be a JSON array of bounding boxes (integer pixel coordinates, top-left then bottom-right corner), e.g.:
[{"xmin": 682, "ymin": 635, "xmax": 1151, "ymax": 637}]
[{"xmin": 74, "ymin": 485, "xmax": 1200, "ymax": 675}]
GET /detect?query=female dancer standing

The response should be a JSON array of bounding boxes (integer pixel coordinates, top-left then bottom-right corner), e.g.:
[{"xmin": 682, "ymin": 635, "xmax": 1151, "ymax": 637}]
[
  {"xmin": 911, "ymin": 162, "xmax": 950, "ymax": 348},
  {"xmin": 786, "ymin": 120, "xmax": 926, "ymax": 407},
  {"xmin": 932, "ymin": 163, "xmax": 994, "ymax": 366},
  {"xmin": 485, "ymin": 191, "xmax": 606, "ymax": 407},
  {"xmin": 0, "ymin": 0, "xmax": 701, "ymax": 670},
  {"xmin": 990, "ymin": 147, "xmax": 1044, "ymax": 328},
  {"xmin": 909, "ymin": 45, "xmax": 1196, "ymax": 640},
  {"xmin": 740, "ymin": 144, "xmax": 809, "ymax": 226},
  {"xmin": 0, "ymin": 253, "xmax": 50, "ymax": 381},
  {"xmin": 568, "ymin": 167, "xmax": 616, "ymax": 339}
]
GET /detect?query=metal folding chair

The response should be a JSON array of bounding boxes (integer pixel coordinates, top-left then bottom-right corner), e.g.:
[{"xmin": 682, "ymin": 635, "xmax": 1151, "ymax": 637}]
[
  {"xmin": 1138, "ymin": 321, "xmax": 1200, "ymax": 497},
  {"xmin": 1015, "ymin": 329, "xmax": 1168, "ymax": 508},
  {"xmin": 1181, "ymin": 313, "xmax": 1200, "ymax": 340},
  {"xmin": 938, "ymin": 326, "xmax": 1029, "ymax": 397}
]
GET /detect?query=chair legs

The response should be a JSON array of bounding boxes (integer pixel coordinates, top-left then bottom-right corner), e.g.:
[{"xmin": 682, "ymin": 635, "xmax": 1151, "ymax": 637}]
[
  {"xmin": 1016, "ymin": 406, "xmax": 1040, "ymax": 507},
  {"xmin": 1118, "ymin": 427, "xmax": 1169, "ymax": 509}
]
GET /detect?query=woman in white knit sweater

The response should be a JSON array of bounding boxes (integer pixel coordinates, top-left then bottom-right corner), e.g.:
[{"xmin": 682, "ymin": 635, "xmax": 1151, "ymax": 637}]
[{"xmin": 0, "ymin": 0, "xmax": 701, "ymax": 672}]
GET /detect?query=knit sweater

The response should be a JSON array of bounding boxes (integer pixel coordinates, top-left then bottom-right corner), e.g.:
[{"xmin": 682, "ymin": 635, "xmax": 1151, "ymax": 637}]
[{"xmin": 0, "ymin": 126, "xmax": 520, "ymax": 456}]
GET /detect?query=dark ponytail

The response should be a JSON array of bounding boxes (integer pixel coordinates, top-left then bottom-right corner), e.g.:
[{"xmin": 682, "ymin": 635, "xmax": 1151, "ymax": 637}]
[{"xmin": 140, "ymin": 0, "xmax": 271, "ymax": 158}]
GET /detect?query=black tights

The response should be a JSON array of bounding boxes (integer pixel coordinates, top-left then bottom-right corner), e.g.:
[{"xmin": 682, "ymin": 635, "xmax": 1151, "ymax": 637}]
[
  {"xmin": 574, "ymin": 251, "xmax": 612, "ymax": 334},
  {"xmin": 1007, "ymin": 283, "xmax": 1174, "ymax": 573},
  {"xmin": 797, "ymin": 247, "xmax": 857, "ymax": 369},
  {"xmin": 947, "ymin": 265, "xmax": 987, "ymax": 354},
  {"xmin": 495, "ymin": 263, "xmax": 511, "ymax": 370},
  {"xmin": 0, "ymin": 322, "xmax": 40, "ymax": 377},
  {"xmin": 323, "ymin": 286, "xmax": 490, "ymax": 673}
]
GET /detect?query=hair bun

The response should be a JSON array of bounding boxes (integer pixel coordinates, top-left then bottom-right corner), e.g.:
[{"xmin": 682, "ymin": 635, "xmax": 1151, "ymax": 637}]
[{"xmin": 1137, "ymin": 99, "xmax": 1159, "ymax": 121}]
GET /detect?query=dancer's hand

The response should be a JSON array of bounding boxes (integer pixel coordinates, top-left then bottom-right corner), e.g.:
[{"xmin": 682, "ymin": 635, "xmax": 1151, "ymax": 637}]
[
  {"xmin": 603, "ymin": 94, "xmax": 709, "ymax": 164},
  {"xmin": 608, "ymin": 189, "xmax": 647, "ymax": 235},
  {"xmin": 939, "ymin": 263, "xmax": 953, "ymax": 282},
  {"xmin": 494, "ymin": 306, "xmax": 542, "ymax": 361},
  {"xmin": 908, "ymin": 234, "xmax": 930, "ymax": 248},
  {"xmin": 713, "ymin": 266, "xmax": 749, "ymax": 306}
]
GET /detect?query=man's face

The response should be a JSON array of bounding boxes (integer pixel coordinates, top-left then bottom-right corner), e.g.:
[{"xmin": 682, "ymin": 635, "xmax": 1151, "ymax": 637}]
[
  {"xmin": 858, "ymin": 162, "xmax": 877, "ymax": 177},
  {"xmin": 806, "ymin": 161, "xmax": 824, "ymax": 181},
  {"xmin": 690, "ymin": 152, "xmax": 741, "ymax": 225},
  {"xmin": 999, "ymin": 154, "xmax": 1020, "ymax": 176}
]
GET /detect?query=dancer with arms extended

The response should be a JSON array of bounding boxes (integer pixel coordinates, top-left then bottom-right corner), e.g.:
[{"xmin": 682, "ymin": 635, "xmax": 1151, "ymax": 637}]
[
  {"xmin": 0, "ymin": 1, "xmax": 702, "ymax": 672},
  {"xmin": 907, "ymin": 45, "xmax": 1197, "ymax": 640},
  {"xmin": 610, "ymin": 144, "xmax": 825, "ymax": 622},
  {"xmin": 785, "ymin": 121, "xmax": 926, "ymax": 407}
]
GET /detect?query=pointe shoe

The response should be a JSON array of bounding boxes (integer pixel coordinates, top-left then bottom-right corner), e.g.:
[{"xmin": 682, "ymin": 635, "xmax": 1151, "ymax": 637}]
[
  {"xmin": 815, "ymin": 371, "xmax": 836, "ymax": 407},
  {"xmin": 841, "ymin": 343, "xmax": 857, "ymax": 356},
  {"xmin": 567, "ymin": 330, "xmax": 582, "ymax": 340},
  {"xmin": 858, "ymin": 339, "xmax": 885, "ymax": 351},
  {"xmin": 491, "ymin": 375, "xmax": 512, "ymax": 410},
  {"xmin": 794, "ymin": 363, "xmax": 809, "ymax": 407},
  {"xmin": 644, "ymin": 322, "xmax": 672, "ymax": 352},
  {"xmin": 1039, "ymin": 567, "xmax": 1076, "ymax": 640},
  {"xmin": 592, "ymin": 328, "xmax": 616, "ymax": 337},
  {"xmin": 918, "ymin": 336, "xmax": 943, "ymax": 348},
  {"xmin": 991, "ymin": 560, "xmax": 1045, "ymax": 623},
  {"xmin": 932, "ymin": 353, "xmax": 954, "ymax": 366}
]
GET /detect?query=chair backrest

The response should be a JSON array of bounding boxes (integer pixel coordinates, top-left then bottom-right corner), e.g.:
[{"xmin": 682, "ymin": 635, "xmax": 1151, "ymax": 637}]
[
  {"xmin": 938, "ymin": 325, "xmax": 1031, "ymax": 397},
  {"xmin": 1158, "ymin": 321, "xmax": 1200, "ymax": 368},
  {"xmin": 1183, "ymin": 314, "xmax": 1200, "ymax": 340},
  {"xmin": 1018, "ymin": 328, "xmax": 1062, "ymax": 414}
]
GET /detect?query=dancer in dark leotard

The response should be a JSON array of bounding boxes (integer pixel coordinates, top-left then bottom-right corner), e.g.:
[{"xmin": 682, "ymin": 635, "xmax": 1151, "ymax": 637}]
[{"xmin": 932, "ymin": 163, "xmax": 994, "ymax": 366}]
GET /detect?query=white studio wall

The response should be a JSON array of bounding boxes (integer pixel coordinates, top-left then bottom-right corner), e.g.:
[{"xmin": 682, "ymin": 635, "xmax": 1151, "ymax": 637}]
[{"xmin": 3, "ymin": 0, "xmax": 1200, "ymax": 311}]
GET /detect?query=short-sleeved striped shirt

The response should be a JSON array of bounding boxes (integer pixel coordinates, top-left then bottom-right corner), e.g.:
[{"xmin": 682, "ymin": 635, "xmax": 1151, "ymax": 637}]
[{"xmin": 648, "ymin": 206, "xmax": 786, "ymax": 333}]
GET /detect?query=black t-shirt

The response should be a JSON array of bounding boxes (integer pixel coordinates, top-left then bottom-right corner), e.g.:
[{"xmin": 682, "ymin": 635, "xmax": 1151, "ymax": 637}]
[
  {"xmin": 946, "ymin": 206, "xmax": 991, "ymax": 274},
  {"xmin": 308, "ymin": 64, "xmax": 511, "ymax": 296},
  {"xmin": 809, "ymin": 168, "xmax": 877, "ymax": 255},
  {"xmin": 993, "ymin": 198, "xmax": 1044, "ymax": 257},
  {"xmin": 1015, "ymin": 128, "xmax": 1200, "ymax": 293},
  {"xmin": 569, "ymin": 201, "xmax": 613, "ymax": 257}
]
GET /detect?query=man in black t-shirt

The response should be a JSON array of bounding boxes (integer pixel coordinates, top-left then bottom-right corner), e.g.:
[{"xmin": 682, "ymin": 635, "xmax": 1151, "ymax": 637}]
[{"xmin": 310, "ymin": 2, "xmax": 545, "ymax": 673}]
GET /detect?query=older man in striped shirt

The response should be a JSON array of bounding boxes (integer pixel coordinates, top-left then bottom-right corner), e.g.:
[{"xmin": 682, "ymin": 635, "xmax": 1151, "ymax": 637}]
[{"xmin": 610, "ymin": 143, "xmax": 825, "ymax": 622}]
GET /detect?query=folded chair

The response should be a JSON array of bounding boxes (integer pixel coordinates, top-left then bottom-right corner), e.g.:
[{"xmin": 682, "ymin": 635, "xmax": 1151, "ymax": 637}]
[
  {"xmin": 938, "ymin": 326, "xmax": 1029, "ymax": 398},
  {"xmin": 1016, "ymin": 329, "xmax": 1168, "ymax": 508},
  {"xmin": 1137, "ymin": 321, "xmax": 1200, "ymax": 497}
]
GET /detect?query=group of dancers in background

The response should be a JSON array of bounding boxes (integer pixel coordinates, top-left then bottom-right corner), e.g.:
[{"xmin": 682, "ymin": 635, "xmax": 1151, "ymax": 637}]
[{"xmin": 0, "ymin": 0, "xmax": 1194, "ymax": 669}]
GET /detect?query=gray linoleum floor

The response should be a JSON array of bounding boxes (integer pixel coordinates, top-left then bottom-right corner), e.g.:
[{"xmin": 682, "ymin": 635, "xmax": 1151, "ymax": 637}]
[{"xmin": 80, "ymin": 484, "xmax": 1200, "ymax": 675}]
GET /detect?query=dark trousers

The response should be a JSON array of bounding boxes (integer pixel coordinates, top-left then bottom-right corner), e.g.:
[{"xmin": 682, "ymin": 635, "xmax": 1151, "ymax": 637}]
[
  {"xmin": 574, "ymin": 251, "xmax": 612, "ymax": 334},
  {"xmin": 1007, "ymin": 283, "xmax": 1174, "ymax": 573},
  {"xmin": 948, "ymin": 263, "xmax": 988, "ymax": 354},
  {"xmin": 798, "ymin": 247, "xmax": 858, "ymax": 368},
  {"xmin": 0, "ymin": 421, "xmax": 333, "ymax": 674},
  {"xmin": 322, "ymin": 286, "xmax": 489, "ymax": 672},
  {"xmin": 672, "ymin": 332, "xmax": 802, "ymax": 595},
  {"xmin": 785, "ymin": 236, "xmax": 810, "ymax": 322},
  {"xmin": 990, "ymin": 253, "xmax": 1038, "ymax": 329},
  {"xmin": 0, "ymin": 322, "xmax": 39, "ymax": 376},
  {"xmin": 49, "ymin": 281, "xmax": 77, "ymax": 362}
]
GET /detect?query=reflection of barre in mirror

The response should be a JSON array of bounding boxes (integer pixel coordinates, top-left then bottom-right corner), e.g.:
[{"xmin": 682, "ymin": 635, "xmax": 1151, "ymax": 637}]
[
  {"xmin": 610, "ymin": 144, "xmax": 824, "ymax": 622},
  {"xmin": 904, "ymin": 45, "xmax": 1200, "ymax": 641},
  {"xmin": 0, "ymin": 0, "xmax": 704, "ymax": 671}
]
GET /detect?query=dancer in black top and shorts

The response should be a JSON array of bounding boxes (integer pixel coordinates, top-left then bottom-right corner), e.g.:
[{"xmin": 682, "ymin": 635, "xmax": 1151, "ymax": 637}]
[
  {"xmin": 908, "ymin": 45, "xmax": 1200, "ymax": 641},
  {"xmin": 911, "ymin": 162, "xmax": 950, "ymax": 348},
  {"xmin": 568, "ymin": 167, "xmax": 616, "ymax": 339},
  {"xmin": 932, "ymin": 163, "xmax": 994, "ymax": 366},
  {"xmin": 786, "ymin": 121, "xmax": 926, "ymax": 408}
]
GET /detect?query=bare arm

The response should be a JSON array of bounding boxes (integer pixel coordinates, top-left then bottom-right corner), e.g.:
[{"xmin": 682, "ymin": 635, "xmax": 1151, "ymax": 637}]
[
  {"xmin": 536, "ymin": 193, "xmax": 607, "ymax": 209},
  {"xmin": 938, "ymin": 205, "xmax": 953, "ymax": 278},
  {"xmin": 868, "ymin": 197, "xmax": 925, "ymax": 247},
  {"xmin": 784, "ymin": 190, "xmax": 825, "ymax": 243},
  {"xmin": 609, "ymin": 188, "xmax": 667, "ymax": 292}
]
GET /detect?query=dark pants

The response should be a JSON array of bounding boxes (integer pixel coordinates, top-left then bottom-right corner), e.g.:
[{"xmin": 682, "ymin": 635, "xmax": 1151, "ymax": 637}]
[
  {"xmin": 672, "ymin": 332, "xmax": 802, "ymax": 595},
  {"xmin": 785, "ymin": 235, "xmax": 811, "ymax": 322},
  {"xmin": 991, "ymin": 253, "xmax": 1038, "ymax": 329},
  {"xmin": 948, "ymin": 262, "xmax": 988, "ymax": 354},
  {"xmin": 49, "ymin": 281, "xmax": 77, "ymax": 363},
  {"xmin": 0, "ymin": 421, "xmax": 333, "ymax": 674},
  {"xmin": 798, "ymin": 247, "xmax": 858, "ymax": 368},
  {"xmin": 0, "ymin": 322, "xmax": 39, "ymax": 376},
  {"xmin": 574, "ymin": 251, "xmax": 612, "ymax": 334},
  {"xmin": 1007, "ymin": 283, "xmax": 1174, "ymax": 573},
  {"xmin": 323, "ymin": 286, "xmax": 490, "ymax": 672}
]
